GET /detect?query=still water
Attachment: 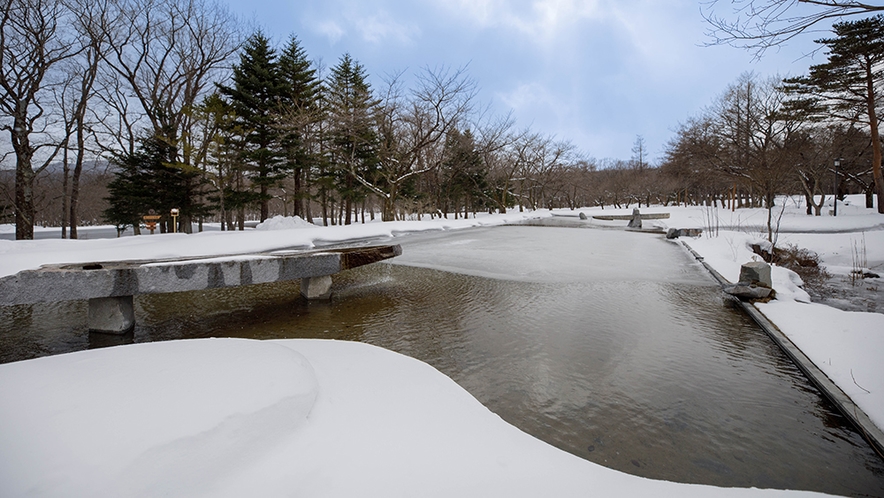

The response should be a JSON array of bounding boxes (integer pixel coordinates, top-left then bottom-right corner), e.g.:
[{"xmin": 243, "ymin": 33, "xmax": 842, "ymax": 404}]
[{"xmin": 1, "ymin": 226, "xmax": 883, "ymax": 496}]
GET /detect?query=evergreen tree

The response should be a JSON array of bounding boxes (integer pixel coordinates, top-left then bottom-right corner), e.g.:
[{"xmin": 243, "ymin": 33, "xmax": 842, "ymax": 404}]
[
  {"xmin": 197, "ymin": 92, "xmax": 245, "ymax": 230},
  {"xmin": 103, "ymin": 153, "xmax": 149, "ymax": 236},
  {"xmin": 277, "ymin": 36, "xmax": 320, "ymax": 219},
  {"xmin": 784, "ymin": 15, "xmax": 884, "ymax": 213},
  {"xmin": 440, "ymin": 128, "xmax": 486, "ymax": 218},
  {"xmin": 327, "ymin": 53, "xmax": 380, "ymax": 225},
  {"xmin": 217, "ymin": 32, "xmax": 287, "ymax": 222},
  {"xmin": 104, "ymin": 132, "xmax": 208, "ymax": 234}
]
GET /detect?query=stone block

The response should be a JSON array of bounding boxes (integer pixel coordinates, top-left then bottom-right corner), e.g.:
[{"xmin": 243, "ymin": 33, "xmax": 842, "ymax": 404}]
[
  {"xmin": 666, "ymin": 228, "xmax": 702, "ymax": 239},
  {"xmin": 739, "ymin": 262, "xmax": 772, "ymax": 288},
  {"xmin": 723, "ymin": 283, "xmax": 774, "ymax": 301}
]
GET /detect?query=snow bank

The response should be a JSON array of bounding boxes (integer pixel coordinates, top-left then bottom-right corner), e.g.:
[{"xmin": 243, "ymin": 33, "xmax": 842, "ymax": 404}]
[
  {"xmin": 755, "ymin": 300, "xmax": 884, "ymax": 430},
  {"xmin": 255, "ymin": 215, "xmax": 314, "ymax": 230},
  {"xmin": 0, "ymin": 211, "xmax": 552, "ymax": 279},
  {"xmin": 0, "ymin": 338, "xmax": 827, "ymax": 497},
  {"xmin": 0, "ymin": 339, "xmax": 317, "ymax": 496}
]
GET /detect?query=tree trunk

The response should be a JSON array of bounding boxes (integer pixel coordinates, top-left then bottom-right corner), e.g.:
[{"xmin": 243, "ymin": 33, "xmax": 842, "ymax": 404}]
[
  {"xmin": 260, "ymin": 182, "xmax": 269, "ymax": 221},
  {"xmin": 866, "ymin": 66, "xmax": 884, "ymax": 213},
  {"xmin": 61, "ymin": 145, "xmax": 70, "ymax": 239},
  {"xmin": 293, "ymin": 167, "xmax": 303, "ymax": 218},
  {"xmin": 69, "ymin": 121, "xmax": 86, "ymax": 239},
  {"xmin": 14, "ymin": 145, "xmax": 36, "ymax": 240}
]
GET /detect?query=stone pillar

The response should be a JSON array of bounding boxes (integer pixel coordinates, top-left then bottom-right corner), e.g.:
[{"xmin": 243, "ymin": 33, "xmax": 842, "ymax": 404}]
[
  {"xmin": 627, "ymin": 208, "xmax": 642, "ymax": 228},
  {"xmin": 300, "ymin": 275, "xmax": 333, "ymax": 300},
  {"xmin": 88, "ymin": 296, "xmax": 135, "ymax": 334}
]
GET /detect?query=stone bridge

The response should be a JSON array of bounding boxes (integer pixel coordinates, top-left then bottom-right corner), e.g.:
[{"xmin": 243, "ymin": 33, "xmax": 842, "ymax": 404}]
[{"xmin": 0, "ymin": 244, "xmax": 401, "ymax": 334}]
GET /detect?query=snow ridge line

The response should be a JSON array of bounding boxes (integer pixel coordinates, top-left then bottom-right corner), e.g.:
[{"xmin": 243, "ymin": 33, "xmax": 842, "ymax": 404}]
[{"xmin": 678, "ymin": 240, "xmax": 884, "ymax": 457}]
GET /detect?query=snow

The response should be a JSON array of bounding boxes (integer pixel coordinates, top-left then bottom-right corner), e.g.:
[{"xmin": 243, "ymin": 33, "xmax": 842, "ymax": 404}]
[
  {"xmin": 1, "ymin": 198, "xmax": 882, "ymax": 496},
  {"xmin": 0, "ymin": 211, "xmax": 546, "ymax": 279},
  {"xmin": 254, "ymin": 214, "xmax": 315, "ymax": 230},
  {"xmin": 0, "ymin": 338, "xmax": 827, "ymax": 497}
]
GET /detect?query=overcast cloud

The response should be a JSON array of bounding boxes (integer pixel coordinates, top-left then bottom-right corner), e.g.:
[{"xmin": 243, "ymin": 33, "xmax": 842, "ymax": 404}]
[{"xmin": 223, "ymin": 0, "xmax": 824, "ymax": 162}]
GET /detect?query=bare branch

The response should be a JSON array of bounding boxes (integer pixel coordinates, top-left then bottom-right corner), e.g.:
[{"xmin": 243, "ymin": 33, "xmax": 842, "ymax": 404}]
[{"xmin": 702, "ymin": 0, "xmax": 884, "ymax": 56}]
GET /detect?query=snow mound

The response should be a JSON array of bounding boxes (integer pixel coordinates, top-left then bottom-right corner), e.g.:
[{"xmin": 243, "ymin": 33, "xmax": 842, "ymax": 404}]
[
  {"xmin": 0, "ymin": 338, "xmax": 317, "ymax": 497},
  {"xmin": 0, "ymin": 338, "xmax": 831, "ymax": 497},
  {"xmin": 255, "ymin": 215, "xmax": 314, "ymax": 231},
  {"xmin": 771, "ymin": 265, "xmax": 812, "ymax": 303}
]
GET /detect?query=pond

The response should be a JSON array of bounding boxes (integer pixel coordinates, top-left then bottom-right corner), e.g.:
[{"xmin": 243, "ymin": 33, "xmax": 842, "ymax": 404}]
[{"xmin": 2, "ymin": 225, "xmax": 882, "ymax": 496}]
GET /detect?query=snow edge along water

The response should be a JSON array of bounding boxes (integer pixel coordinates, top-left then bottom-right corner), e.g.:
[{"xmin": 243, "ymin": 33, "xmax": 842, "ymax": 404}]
[{"xmin": 679, "ymin": 239, "xmax": 884, "ymax": 457}]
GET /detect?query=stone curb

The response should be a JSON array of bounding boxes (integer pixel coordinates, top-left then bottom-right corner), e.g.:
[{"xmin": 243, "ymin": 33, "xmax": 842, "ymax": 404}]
[{"xmin": 678, "ymin": 240, "xmax": 884, "ymax": 458}]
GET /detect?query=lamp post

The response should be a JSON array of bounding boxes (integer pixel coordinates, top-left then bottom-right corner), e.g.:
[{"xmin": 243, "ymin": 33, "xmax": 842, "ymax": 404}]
[
  {"xmin": 833, "ymin": 158, "xmax": 841, "ymax": 217},
  {"xmin": 170, "ymin": 208, "xmax": 179, "ymax": 233}
]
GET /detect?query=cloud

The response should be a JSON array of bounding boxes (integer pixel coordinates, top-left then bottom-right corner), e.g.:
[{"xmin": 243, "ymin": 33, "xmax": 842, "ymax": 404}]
[
  {"xmin": 432, "ymin": 0, "xmax": 604, "ymax": 40},
  {"xmin": 355, "ymin": 12, "xmax": 421, "ymax": 44},
  {"xmin": 499, "ymin": 81, "xmax": 556, "ymax": 114},
  {"xmin": 304, "ymin": 1, "xmax": 420, "ymax": 47},
  {"xmin": 496, "ymin": 80, "xmax": 575, "ymax": 134},
  {"xmin": 315, "ymin": 20, "xmax": 346, "ymax": 44}
]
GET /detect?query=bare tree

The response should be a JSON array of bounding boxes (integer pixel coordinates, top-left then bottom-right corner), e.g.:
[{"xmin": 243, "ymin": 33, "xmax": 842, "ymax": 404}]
[
  {"xmin": 99, "ymin": 0, "xmax": 241, "ymax": 140},
  {"xmin": 368, "ymin": 65, "xmax": 477, "ymax": 221},
  {"xmin": 703, "ymin": 0, "xmax": 884, "ymax": 55},
  {"xmin": 90, "ymin": 70, "xmax": 145, "ymax": 157},
  {"xmin": 631, "ymin": 134, "xmax": 648, "ymax": 172},
  {"xmin": 473, "ymin": 111, "xmax": 518, "ymax": 213},
  {"xmin": 0, "ymin": 0, "xmax": 81, "ymax": 239},
  {"xmin": 58, "ymin": 0, "xmax": 110, "ymax": 238},
  {"xmin": 710, "ymin": 73, "xmax": 802, "ymax": 239},
  {"xmin": 96, "ymin": 0, "xmax": 241, "ymax": 231}
]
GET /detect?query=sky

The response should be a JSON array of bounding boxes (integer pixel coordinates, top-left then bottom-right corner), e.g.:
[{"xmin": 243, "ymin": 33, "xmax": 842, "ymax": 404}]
[{"xmin": 221, "ymin": 0, "xmax": 829, "ymax": 163}]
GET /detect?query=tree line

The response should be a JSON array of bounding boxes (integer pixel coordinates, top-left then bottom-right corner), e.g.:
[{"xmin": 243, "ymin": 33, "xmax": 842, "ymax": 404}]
[
  {"xmin": 0, "ymin": 0, "xmax": 588, "ymax": 238},
  {"xmin": 663, "ymin": 14, "xmax": 884, "ymax": 241},
  {"xmin": 2, "ymin": 0, "xmax": 882, "ymax": 240}
]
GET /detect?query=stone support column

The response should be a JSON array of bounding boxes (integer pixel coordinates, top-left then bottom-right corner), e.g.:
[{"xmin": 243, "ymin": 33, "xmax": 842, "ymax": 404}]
[
  {"xmin": 88, "ymin": 296, "xmax": 135, "ymax": 334},
  {"xmin": 300, "ymin": 275, "xmax": 333, "ymax": 300}
]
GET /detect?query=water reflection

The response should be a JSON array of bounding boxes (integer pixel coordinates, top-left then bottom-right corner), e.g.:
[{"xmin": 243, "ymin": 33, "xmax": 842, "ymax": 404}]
[{"xmin": 1, "ymin": 227, "xmax": 883, "ymax": 495}]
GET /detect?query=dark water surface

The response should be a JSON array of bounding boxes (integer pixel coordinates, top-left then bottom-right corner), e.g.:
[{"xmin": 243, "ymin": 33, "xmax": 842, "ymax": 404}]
[{"xmin": 1, "ymin": 226, "xmax": 883, "ymax": 496}]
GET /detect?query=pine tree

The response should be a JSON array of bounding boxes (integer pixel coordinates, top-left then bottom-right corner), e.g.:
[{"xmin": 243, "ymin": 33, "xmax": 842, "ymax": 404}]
[
  {"xmin": 327, "ymin": 54, "xmax": 380, "ymax": 224},
  {"xmin": 440, "ymin": 129, "xmax": 485, "ymax": 218},
  {"xmin": 217, "ymin": 32, "xmax": 287, "ymax": 222},
  {"xmin": 104, "ymin": 152, "xmax": 150, "ymax": 236},
  {"xmin": 277, "ymin": 36, "xmax": 320, "ymax": 219},
  {"xmin": 784, "ymin": 15, "xmax": 884, "ymax": 213},
  {"xmin": 104, "ymin": 132, "xmax": 208, "ymax": 235}
]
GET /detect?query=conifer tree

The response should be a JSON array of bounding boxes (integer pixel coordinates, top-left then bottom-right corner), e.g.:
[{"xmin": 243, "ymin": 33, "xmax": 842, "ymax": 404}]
[
  {"xmin": 440, "ymin": 128, "xmax": 485, "ymax": 218},
  {"xmin": 104, "ymin": 132, "xmax": 207, "ymax": 234},
  {"xmin": 784, "ymin": 15, "xmax": 884, "ymax": 213},
  {"xmin": 326, "ymin": 53, "xmax": 380, "ymax": 225},
  {"xmin": 277, "ymin": 36, "xmax": 320, "ymax": 219},
  {"xmin": 218, "ymin": 32, "xmax": 286, "ymax": 222}
]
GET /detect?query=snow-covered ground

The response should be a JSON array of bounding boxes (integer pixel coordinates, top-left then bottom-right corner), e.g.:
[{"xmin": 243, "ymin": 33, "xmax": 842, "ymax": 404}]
[{"xmin": 1, "ymin": 199, "xmax": 882, "ymax": 497}]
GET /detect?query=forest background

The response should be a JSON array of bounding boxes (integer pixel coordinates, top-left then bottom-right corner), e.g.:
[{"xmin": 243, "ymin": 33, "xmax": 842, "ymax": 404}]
[{"xmin": 1, "ymin": 0, "xmax": 883, "ymax": 240}]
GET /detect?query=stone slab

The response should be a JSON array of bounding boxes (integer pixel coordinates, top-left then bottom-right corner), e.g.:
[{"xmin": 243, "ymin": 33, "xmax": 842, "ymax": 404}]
[
  {"xmin": 0, "ymin": 245, "xmax": 401, "ymax": 306},
  {"xmin": 592, "ymin": 213, "xmax": 670, "ymax": 221}
]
